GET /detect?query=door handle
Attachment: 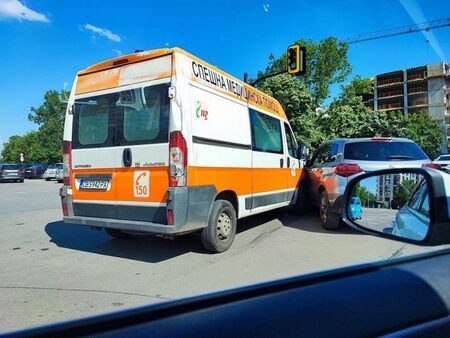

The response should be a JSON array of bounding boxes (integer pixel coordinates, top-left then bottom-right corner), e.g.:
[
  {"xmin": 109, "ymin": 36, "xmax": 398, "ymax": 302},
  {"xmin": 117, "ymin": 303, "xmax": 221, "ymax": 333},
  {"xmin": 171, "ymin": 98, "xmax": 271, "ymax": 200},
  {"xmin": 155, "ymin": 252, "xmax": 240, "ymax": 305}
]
[
  {"xmin": 287, "ymin": 157, "xmax": 290, "ymax": 168},
  {"xmin": 123, "ymin": 148, "xmax": 132, "ymax": 167},
  {"xmin": 280, "ymin": 158, "xmax": 284, "ymax": 168}
]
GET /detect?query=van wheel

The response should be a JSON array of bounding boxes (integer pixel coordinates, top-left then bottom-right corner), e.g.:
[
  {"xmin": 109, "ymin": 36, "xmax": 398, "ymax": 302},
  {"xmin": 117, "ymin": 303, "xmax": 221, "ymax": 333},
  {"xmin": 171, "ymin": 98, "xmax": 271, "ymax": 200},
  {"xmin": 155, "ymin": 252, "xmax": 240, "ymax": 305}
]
[
  {"xmin": 105, "ymin": 228, "xmax": 131, "ymax": 239},
  {"xmin": 319, "ymin": 191, "xmax": 341, "ymax": 230},
  {"xmin": 201, "ymin": 200, "xmax": 237, "ymax": 253}
]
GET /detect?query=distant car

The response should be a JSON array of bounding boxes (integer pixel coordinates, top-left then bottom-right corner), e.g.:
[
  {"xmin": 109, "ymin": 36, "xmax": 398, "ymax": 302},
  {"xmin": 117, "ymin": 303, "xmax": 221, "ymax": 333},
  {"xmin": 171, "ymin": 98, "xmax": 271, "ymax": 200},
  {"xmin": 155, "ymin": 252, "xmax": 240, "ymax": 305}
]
[
  {"xmin": 348, "ymin": 197, "xmax": 362, "ymax": 220},
  {"xmin": 434, "ymin": 154, "xmax": 450, "ymax": 172},
  {"xmin": 24, "ymin": 164, "xmax": 47, "ymax": 179},
  {"xmin": 0, "ymin": 164, "xmax": 24, "ymax": 183},
  {"xmin": 43, "ymin": 163, "xmax": 63, "ymax": 181},
  {"xmin": 390, "ymin": 178, "xmax": 430, "ymax": 241},
  {"xmin": 305, "ymin": 137, "xmax": 434, "ymax": 230},
  {"xmin": 55, "ymin": 168, "xmax": 63, "ymax": 183}
]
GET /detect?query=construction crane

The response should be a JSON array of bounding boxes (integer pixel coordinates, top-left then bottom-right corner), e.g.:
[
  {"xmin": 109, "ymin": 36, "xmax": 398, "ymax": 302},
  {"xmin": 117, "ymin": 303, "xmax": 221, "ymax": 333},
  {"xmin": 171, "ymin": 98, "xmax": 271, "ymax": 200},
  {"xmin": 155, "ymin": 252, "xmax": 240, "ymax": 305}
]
[{"xmin": 346, "ymin": 17, "xmax": 450, "ymax": 44}]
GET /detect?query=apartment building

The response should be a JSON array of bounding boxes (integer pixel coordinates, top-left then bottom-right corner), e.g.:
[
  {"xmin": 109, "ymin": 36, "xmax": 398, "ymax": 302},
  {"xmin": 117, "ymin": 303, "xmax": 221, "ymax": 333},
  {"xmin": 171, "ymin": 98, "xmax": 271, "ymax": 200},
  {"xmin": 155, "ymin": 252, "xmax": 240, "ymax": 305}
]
[{"xmin": 363, "ymin": 62, "xmax": 450, "ymax": 153}]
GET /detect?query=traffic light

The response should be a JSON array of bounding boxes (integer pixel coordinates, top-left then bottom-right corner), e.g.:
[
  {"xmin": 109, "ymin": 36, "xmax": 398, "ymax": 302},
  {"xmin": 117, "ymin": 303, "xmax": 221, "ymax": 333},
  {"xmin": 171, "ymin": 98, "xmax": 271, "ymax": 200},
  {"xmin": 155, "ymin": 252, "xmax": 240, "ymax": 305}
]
[{"xmin": 287, "ymin": 44, "xmax": 306, "ymax": 76}]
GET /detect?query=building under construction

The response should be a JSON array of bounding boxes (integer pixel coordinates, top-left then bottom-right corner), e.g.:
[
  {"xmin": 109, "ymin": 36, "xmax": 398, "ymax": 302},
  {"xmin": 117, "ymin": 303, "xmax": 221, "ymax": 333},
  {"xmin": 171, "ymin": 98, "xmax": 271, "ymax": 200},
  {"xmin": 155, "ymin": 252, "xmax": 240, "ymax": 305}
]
[{"xmin": 362, "ymin": 62, "xmax": 450, "ymax": 153}]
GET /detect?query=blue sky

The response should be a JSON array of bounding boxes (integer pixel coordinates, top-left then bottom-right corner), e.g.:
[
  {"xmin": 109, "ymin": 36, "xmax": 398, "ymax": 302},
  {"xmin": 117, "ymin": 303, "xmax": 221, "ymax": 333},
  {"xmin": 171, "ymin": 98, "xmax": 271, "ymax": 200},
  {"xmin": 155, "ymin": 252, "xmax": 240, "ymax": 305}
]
[{"xmin": 0, "ymin": 0, "xmax": 449, "ymax": 153}]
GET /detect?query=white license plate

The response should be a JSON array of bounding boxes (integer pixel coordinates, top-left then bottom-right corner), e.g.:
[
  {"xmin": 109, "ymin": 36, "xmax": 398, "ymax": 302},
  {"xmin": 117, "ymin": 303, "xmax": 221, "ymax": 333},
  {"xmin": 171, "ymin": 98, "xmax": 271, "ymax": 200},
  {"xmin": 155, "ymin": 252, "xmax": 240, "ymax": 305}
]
[{"xmin": 80, "ymin": 179, "xmax": 109, "ymax": 190}]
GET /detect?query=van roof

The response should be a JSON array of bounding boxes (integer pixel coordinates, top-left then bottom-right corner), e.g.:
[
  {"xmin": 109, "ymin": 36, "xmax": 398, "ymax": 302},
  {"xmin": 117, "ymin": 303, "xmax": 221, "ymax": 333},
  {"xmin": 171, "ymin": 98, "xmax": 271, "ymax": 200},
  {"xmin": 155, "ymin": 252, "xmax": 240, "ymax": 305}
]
[{"xmin": 77, "ymin": 48, "xmax": 287, "ymax": 120}]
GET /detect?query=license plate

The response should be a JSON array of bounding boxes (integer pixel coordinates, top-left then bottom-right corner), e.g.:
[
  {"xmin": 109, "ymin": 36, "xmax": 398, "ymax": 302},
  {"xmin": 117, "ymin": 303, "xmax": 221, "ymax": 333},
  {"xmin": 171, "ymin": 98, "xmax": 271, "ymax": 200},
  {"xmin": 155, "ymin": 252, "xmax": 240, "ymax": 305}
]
[{"xmin": 80, "ymin": 179, "xmax": 109, "ymax": 190}]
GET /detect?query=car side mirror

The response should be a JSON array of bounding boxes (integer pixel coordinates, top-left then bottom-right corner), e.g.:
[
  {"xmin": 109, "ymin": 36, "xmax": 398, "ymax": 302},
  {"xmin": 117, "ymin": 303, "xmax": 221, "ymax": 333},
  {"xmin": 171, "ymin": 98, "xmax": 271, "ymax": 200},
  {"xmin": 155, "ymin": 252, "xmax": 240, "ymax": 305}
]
[
  {"xmin": 341, "ymin": 168, "xmax": 450, "ymax": 246},
  {"xmin": 297, "ymin": 144, "xmax": 309, "ymax": 160}
]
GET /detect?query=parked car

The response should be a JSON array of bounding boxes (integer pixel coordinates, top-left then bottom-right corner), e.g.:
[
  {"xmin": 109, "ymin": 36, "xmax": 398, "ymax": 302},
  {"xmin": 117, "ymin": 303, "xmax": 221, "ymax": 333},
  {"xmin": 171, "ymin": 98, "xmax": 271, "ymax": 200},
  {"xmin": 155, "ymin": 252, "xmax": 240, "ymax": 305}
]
[
  {"xmin": 43, "ymin": 163, "xmax": 63, "ymax": 181},
  {"xmin": 0, "ymin": 163, "xmax": 24, "ymax": 183},
  {"xmin": 55, "ymin": 168, "xmax": 63, "ymax": 183},
  {"xmin": 305, "ymin": 137, "xmax": 435, "ymax": 230},
  {"xmin": 348, "ymin": 197, "xmax": 362, "ymax": 220},
  {"xmin": 434, "ymin": 154, "xmax": 450, "ymax": 172},
  {"xmin": 24, "ymin": 164, "xmax": 47, "ymax": 179}
]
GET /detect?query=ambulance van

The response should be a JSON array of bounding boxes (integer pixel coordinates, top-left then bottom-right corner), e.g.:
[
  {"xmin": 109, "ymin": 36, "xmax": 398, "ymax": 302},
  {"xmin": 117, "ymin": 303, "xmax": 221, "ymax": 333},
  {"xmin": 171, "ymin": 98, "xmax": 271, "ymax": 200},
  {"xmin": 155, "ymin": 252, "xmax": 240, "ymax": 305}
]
[{"xmin": 60, "ymin": 48, "xmax": 308, "ymax": 252}]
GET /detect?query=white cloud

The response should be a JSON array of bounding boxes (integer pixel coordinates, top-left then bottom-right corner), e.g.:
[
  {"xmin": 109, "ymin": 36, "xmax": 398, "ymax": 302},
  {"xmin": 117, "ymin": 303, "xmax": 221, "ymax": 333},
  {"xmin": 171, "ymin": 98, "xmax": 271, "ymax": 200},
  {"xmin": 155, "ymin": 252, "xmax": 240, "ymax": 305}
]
[
  {"xmin": 112, "ymin": 48, "xmax": 122, "ymax": 56},
  {"xmin": 262, "ymin": 3, "xmax": 270, "ymax": 12},
  {"xmin": 0, "ymin": 0, "xmax": 49, "ymax": 22},
  {"xmin": 164, "ymin": 42, "xmax": 170, "ymax": 47},
  {"xmin": 83, "ymin": 23, "xmax": 121, "ymax": 42}
]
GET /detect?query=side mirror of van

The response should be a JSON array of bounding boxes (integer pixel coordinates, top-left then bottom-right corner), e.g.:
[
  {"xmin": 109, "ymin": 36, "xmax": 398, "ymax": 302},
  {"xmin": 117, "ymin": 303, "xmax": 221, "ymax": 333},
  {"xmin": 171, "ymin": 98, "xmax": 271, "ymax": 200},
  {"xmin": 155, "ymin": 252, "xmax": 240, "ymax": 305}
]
[
  {"xmin": 341, "ymin": 168, "xmax": 450, "ymax": 246},
  {"xmin": 297, "ymin": 144, "xmax": 309, "ymax": 160}
]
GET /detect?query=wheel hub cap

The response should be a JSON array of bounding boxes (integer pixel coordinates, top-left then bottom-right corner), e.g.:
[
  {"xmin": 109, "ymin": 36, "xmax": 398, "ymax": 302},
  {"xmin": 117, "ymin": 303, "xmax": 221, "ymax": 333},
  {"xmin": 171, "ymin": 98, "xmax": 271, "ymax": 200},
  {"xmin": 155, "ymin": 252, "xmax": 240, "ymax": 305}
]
[{"xmin": 217, "ymin": 212, "xmax": 232, "ymax": 240}]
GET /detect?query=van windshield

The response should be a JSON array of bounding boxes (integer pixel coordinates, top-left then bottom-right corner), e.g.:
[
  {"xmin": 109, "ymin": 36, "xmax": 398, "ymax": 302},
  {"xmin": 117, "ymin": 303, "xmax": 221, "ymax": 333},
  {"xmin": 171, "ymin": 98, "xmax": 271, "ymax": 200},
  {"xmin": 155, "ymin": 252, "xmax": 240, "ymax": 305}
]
[{"xmin": 72, "ymin": 84, "xmax": 169, "ymax": 149}]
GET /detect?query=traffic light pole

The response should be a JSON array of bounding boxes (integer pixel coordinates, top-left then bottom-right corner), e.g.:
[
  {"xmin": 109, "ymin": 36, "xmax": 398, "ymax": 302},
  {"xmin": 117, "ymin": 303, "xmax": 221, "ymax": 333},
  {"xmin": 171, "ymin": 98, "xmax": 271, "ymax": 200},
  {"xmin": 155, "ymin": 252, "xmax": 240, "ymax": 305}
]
[{"xmin": 244, "ymin": 70, "xmax": 287, "ymax": 87}]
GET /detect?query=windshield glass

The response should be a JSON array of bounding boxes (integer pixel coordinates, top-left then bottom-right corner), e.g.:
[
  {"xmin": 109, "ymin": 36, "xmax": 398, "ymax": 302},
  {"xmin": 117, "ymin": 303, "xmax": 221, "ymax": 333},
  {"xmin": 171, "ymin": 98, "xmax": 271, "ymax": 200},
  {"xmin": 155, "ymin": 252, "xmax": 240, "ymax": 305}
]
[
  {"xmin": 437, "ymin": 155, "xmax": 450, "ymax": 161},
  {"xmin": 344, "ymin": 142, "xmax": 429, "ymax": 161}
]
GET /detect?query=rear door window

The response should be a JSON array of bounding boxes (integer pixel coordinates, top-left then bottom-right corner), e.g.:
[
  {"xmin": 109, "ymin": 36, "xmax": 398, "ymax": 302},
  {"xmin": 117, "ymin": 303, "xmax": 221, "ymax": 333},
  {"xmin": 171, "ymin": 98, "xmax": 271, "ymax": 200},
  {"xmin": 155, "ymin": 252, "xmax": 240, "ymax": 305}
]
[
  {"xmin": 73, "ymin": 84, "xmax": 169, "ymax": 149},
  {"xmin": 73, "ymin": 93, "xmax": 116, "ymax": 149},
  {"xmin": 344, "ymin": 141, "xmax": 428, "ymax": 161},
  {"xmin": 117, "ymin": 84, "xmax": 170, "ymax": 146}
]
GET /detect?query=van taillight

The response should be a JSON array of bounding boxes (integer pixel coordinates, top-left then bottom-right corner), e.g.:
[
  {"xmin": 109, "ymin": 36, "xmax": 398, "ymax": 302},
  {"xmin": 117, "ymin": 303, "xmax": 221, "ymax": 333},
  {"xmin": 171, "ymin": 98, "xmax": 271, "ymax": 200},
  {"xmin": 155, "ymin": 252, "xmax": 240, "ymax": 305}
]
[
  {"xmin": 63, "ymin": 141, "xmax": 72, "ymax": 186},
  {"xmin": 169, "ymin": 131, "xmax": 187, "ymax": 187},
  {"xmin": 334, "ymin": 163, "xmax": 363, "ymax": 177}
]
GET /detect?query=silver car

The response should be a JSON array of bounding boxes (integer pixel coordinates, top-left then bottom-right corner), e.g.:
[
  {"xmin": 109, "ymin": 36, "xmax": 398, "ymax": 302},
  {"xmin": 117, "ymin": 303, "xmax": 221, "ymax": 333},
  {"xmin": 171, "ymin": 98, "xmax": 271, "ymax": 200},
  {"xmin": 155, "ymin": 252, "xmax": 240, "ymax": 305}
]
[
  {"xmin": 305, "ymin": 137, "xmax": 433, "ymax": 230},
  {"xmin": 43, "ymin": 163, "xmax": 63, "ymax": 181}
]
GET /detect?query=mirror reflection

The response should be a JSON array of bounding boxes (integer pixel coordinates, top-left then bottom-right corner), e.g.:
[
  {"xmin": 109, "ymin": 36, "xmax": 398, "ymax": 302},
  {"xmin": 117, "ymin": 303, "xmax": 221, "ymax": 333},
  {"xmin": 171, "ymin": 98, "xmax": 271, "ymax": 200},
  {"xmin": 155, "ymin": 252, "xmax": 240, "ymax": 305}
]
[{"xmin": 349, "ymin": 173, "xmax": 430, "ymax": 241}]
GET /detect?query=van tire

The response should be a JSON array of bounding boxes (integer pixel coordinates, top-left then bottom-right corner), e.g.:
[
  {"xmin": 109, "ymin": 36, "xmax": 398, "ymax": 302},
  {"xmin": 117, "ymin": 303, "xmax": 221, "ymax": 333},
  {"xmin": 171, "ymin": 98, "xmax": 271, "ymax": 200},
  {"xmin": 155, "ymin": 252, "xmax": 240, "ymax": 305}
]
[
  {"xmin": 105, "ymin": 228, "xmax": 131, "ymax": 239},
  {"xmin": 201, "ymin": 200, "xmax": 237, "ymax": 253},
  {"xmin": 319, "ymin": 191, "xmax": 341, "ymax": 230}
]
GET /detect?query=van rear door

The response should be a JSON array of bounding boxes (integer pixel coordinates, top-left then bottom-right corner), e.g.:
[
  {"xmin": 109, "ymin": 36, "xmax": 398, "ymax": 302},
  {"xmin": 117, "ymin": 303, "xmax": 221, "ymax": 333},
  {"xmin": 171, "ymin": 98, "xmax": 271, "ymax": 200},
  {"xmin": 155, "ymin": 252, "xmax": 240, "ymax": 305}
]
[
  {"xmin": 71, "ymin": 83, "xmax": 171, "ymax": 224},
  {"xmin": 113, "ymin": 83, "xmax": 170, "ymax": 223},
  {"xmin": 71, "ymin": 92, "xmax": 118, "ymax": 219}
]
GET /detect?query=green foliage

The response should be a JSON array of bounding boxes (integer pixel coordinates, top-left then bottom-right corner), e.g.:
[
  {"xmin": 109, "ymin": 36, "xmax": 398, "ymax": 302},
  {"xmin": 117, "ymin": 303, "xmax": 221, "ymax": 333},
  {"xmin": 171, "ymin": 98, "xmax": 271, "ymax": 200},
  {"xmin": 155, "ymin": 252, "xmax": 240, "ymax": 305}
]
[
  {"xmin": 1, "ymin": 90, "xmax": 68, "ymax": 163},
  {"xmin": 402, "ymin": 112, "xmax": 443, "ymax": 158},
  {"xmin": 353, "ymin": 182, "xmax": 376, "ymax": 207},
  {"xmin": 258, "ymin": 36, "xmax": 351, "ymax": 106},
  {"xmin": 341, "ymin": 75, "xmax": 373, "ymax": 98},
  {"xmin": 392, "ymin": 179, "xmax": 418, "ymax": 209}
]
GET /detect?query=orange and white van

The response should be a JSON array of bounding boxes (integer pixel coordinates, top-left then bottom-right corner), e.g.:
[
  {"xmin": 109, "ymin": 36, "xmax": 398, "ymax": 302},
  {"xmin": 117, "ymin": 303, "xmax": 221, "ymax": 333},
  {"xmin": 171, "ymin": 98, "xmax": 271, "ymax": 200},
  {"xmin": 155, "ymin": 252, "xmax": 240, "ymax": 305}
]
[{"xmin": 60, "ymin": 48, "xmax": 307, "ymax": 252}]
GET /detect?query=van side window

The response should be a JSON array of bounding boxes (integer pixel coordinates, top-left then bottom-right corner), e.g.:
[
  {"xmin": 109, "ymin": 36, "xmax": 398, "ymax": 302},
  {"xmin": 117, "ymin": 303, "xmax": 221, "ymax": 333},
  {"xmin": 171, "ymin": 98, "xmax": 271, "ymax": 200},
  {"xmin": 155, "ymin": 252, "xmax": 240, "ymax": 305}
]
[
  {"xmin": 250, "ymin": 109, "xmax": 283, "ymax": 154},
  {"xmin": 284, "ymin": 123, "xmax": 297, "ymax": 158}
]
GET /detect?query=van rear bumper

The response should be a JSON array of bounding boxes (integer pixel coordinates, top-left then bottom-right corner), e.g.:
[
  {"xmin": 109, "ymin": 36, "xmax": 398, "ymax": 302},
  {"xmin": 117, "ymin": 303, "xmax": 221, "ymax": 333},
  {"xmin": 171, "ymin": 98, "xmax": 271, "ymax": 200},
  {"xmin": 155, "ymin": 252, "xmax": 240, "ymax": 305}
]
[
  {"xmin": 63, "ymin": 216, "xmax": 179, "ymax": 234},
  {"xmin": 62, "ymin": 185, "xmax": 217, "ymax": 235}
]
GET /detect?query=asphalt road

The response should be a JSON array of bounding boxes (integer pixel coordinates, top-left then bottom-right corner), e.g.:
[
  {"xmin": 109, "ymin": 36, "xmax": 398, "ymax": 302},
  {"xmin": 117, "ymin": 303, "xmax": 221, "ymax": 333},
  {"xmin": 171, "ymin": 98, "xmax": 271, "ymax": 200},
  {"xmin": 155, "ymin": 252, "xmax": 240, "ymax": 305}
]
[{"xmin": 0, "ymin": 180, "xmax": 442, "ymax": 332}]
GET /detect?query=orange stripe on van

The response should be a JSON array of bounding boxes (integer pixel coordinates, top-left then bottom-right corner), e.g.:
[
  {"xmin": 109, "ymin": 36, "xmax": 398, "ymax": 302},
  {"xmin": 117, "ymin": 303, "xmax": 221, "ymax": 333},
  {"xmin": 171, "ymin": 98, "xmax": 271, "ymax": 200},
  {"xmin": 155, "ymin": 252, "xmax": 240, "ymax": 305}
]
[
  {"xmin": 187, "ymin": 167, "xmax": 304, "ymax": 195},
  {"xmin": 71, "ymin": 166, "xmax": 168, "ymax": 203},
  {"xmin": 72, "ymin": 166, "xmax": 303, "ymax": 203}
]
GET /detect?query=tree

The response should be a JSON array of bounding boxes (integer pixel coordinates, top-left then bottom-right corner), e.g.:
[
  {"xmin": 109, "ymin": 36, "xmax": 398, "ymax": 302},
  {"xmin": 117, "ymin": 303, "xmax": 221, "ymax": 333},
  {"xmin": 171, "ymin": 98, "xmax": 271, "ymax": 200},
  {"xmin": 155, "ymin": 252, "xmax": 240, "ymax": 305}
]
[
  {"xmin": 392, "ymin": 179, "xmax": 418, "ymax": 209},
  {"xmin": 341, "ymin": 75, "xmax": 373, "ymax": 99},
  {"xmin": 403, "ymin": 112, "xmax": 443, "ymax": 158},
  {"xmin": 1, "ymin": 90, "xmax": 68, "ymax": 164},
  {"xmin": 1, "ymin": 131, "xmax": 46, "ymax": 163},
  {"xmin": 258, "ymin": 37, "xmax": 351, "ymax": 106}
]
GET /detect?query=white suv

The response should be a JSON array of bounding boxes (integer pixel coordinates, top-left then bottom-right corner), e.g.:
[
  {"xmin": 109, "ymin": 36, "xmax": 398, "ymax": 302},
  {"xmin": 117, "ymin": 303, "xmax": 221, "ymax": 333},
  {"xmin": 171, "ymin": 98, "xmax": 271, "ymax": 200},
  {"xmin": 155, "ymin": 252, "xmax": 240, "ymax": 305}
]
[{"xmin": 305, "ymin": 138, "xmax": 437, "ymax": 230}]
